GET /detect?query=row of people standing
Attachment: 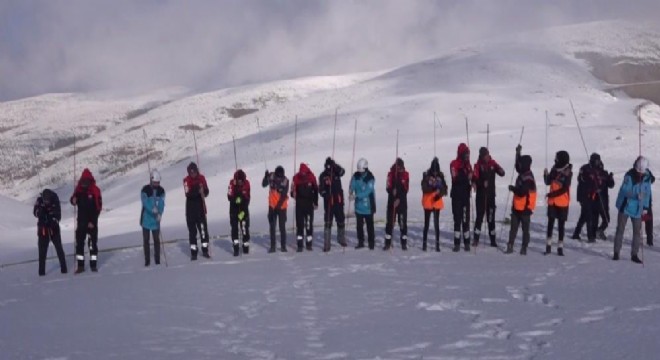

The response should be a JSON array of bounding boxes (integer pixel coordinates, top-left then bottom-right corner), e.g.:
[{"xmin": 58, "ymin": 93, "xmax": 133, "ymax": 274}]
[{"xmin": 33, "ymin": 143, "xmax": 654, "ymax": 276}]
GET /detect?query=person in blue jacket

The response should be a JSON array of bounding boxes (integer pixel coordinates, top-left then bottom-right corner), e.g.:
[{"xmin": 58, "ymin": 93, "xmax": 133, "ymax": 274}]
[
  {"xmin": 141, "ymin": 169, "xmax": 165, "ymax": 266},
  {"xmin": 349, "ymin": 158, "xmax": 376, "ymax": 250},
  {"xmin": 613, "ymin": 156, "xmax": 652, "ymax": 264}
]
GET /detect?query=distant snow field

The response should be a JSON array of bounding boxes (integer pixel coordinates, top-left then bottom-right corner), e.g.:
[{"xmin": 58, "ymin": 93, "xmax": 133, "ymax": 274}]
[{"xmin": 1, "ymin": 20, "xmax": 660, "ymax": 359}]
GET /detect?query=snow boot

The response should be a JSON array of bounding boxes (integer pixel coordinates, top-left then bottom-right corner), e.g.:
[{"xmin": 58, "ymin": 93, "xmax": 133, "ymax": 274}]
[
  {"xmin": 323, "ymin": 228, "xmax": 331, "ymax": 252},
  {"xmin": 631, "ymin": 255, "xmax": 643, "ymax": 264},
  {"xmin": 571, "ymin": 232, "xmax": 581, "ymax": 241},
  {"xmin": 557, "ymin": 248, "xmax": 564, "ymax": 256},
  {"xmin": 520, "ymin": 246, "xmax": 527, "ymax": 255},
  {"xmin": 612, "ymin": 252, "xmax": 619, "ymax": 261},
  {"xmin": 355, "ymin": 242, "xmax": 365, "ymax": 249},
  {"xmin": 597, "ymin": 230, "xmax": 607, "ymax": 241},
  {"xmin": 422, "ymin": 237, "xmax": 427, "ymax": 251},
  {"xmin": 544, "ymin": 245, "xmax": 552, "ymax": 256},
  {"xmin": 490, "ymin": 235, "xmax": 498, "ymax": 248},
  {"xmin": 268, "ymin": 246, "xmax": 277, "ymax": 254},
  {"xmin": 401, "ymin": 239, "xmax": 408, "ymax": 251},
  {"xmin": 647, "ymin": 240, "xmax": 654, "ymax": 247},
  {"xmin": 463, "ymin": 241, "xmax": 471, "ymax": 252},
  {"xmin": 338, "ymin": 227, "xmax": 347, "ymax": 247},
  {"xmin": 505, "ymin": 243, "xmax": 514, "ymax": 254},
  {"xmin": 75, "ymin": 267, "xmax": 85, "ymax": 274},
  {"xmin": 306, "ymin": 237, "xmax": 313, "ymax": 251},
  {"xmin": 297, "ymin": 239, "xmax": 304, "ymax": 252},
  {"xmin": 243, "ymin": 243, "xmax": 250, "ymax": 254},
  {"xmin": 90, "ymin": 265, "xmax": 98, "ymax": 272},
  {"xmin": 233, "ymin": 246, "xmax": 240, "ymax": 257},
  {"xmin": 435, "ymin": 240, "xmax": 441, "ymax": 252}
]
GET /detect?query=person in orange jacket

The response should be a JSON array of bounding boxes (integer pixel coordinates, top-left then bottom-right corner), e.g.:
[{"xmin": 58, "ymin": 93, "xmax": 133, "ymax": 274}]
[
  {"xmin": 506, "ymin": 145, "xmax": 536, "ymax": 254},
  {"xmin": 262, "ymin": 166, "xmax": 289, "ymax": 253},
  {"xmin": 421, "ymin": 157, "xmax": 447, "ymax": 252},
  {"xmin": 543, "ymin": 150, "xmax": 573, "ymax": 256}
]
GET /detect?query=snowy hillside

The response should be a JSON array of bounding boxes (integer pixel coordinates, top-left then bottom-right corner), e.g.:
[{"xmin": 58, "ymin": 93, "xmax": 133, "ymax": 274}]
[{"xmin": 1, "ymin": 20, "xmax": 660, "ymax": 359}]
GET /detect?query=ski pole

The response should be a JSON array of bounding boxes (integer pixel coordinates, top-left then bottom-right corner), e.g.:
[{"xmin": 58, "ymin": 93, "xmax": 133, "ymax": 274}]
[
  {"xmin": 433, "ymin": 112, "xmax": 437, "ymax": 157},
  {"xmin": 569, "ymin": 100, "xmax": 590, "ymax": 160},
  {"xmin": 332, "ymin": 108, "xmax": 338, "ymax": 159}
]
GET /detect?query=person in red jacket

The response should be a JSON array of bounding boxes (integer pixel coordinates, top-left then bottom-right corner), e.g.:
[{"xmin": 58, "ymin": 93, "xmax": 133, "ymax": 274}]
[
  {"xmin": 384, "ymin": 158, "xmax": 409, "ymax": 250},
  {"xmin": 473, "ymin": 147, "xmax": 505, "ymax": 248},
  {"xmin": 183, "ymin": 162, "xmax": 210, "ymax": 260},
  {"xmin": 291, "ymin": 163, "xmax": 319, "ymax": 252},
  {"xmin": 227, "ymin": 169, "xmax": 250, "ymax": 256},
  {"xmin": 450, "ymin": 143, "xmax": 473, "ymax": 252},
  {"xmin": 70, "ymin": 168, "xmax": 102, "ymax": 273}
]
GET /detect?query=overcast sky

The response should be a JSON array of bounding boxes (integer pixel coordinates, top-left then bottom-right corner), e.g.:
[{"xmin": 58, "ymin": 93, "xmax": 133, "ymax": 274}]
[{"xmin": 0, "ymin": 0, "xmax": 657, "ymax": 101}]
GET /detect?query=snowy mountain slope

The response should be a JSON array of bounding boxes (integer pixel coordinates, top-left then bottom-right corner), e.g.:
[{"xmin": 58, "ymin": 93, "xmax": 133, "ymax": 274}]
[{"xmin": 1, "ymin": 19, "xmax": 660, "ymax": 262}]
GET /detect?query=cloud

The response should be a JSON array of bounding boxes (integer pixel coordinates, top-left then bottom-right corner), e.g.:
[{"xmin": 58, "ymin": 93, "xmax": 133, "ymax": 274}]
[{"xmin": 0, "ymin": 0, "xmax": 658, "ymax": 101}]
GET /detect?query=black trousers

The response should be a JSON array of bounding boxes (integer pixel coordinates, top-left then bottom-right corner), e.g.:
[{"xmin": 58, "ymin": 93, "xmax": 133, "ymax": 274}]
[
  {"xmin": 547, "ymin": 205, "xmax": 569, "ymax": 244},
  {"xmin": 451, "ymin": 197, "xmax": 471, "ymax": 245},
  {"xmin": 142, "ymin": 228, "xmax": 161, "ymax": 265},
  {"xmin": 230, "ymin": 210, "xmax": 250, "ymax": 249},
  {"xmin": 385, "ymin": 198, "xmax": 407, "ymax": 244},
  {"xmin": 186, "ymin": 215, "xmax": 209, "ymax": 256},
  {"xmin": 268, "ymin": 208, "xmax": 287, "ymax": 248},
  {"xmin": 423, "ymin": 209, "xmax": 440, "ymax": 245},
  {"xmin": 595, "ymin": 197, "xmax": 610, "ymax": 233},
  {"xmin": 38, "ymin": 225, "xmax": 67, "ymax": 275},
  {"xmin": 474, "ymin": 194, "xmax": 496, "ymax": 243},
  {"xmin": 574, "ymin": 200, "xmax": 597, "ymax": 240},
  {"xmin": 508, "ymin": 212, "xmax": 530, "ymax": 248},
  {"xmin": 75, "ymin": 222, "xmax": 98, "ymax": 269},
  {"xmin": 356, "ymin": 213, "xmax": 375, "ymax": 248},
  {"xmin": 645, "ymin": 198, "xmax": 654, "ymax": 244},
  {"xmin": 296, "ymin": 206, "xmax": 314, "ymax": 242},
  {"xmin": 323, "ymin": 201, "xmax": 345, "ymax": 229}
]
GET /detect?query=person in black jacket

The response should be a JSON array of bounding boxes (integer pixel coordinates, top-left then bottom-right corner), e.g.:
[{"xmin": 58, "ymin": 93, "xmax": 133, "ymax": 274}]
[
  {"xmin": 70, "ymin": 168, "xmax": 103, "ymax": 273},
  {"xmin": 645, "ymin": 171, "xmax": 655, "ymax": 246},
  {"xmin": 593, "ymin": 155, "xmax": 615, "ymax": 240},
  {"xmin": 472, "ymin": 147, "xmax": 505, "ymax": 248},
  {"xmin": 572, "ymin": 153, "xmax": 601, "ymax": 242},
  {"xmin": 319, "ymin": 157, "xmax": 346, "ymax": 252},
  {"xmin": 183, "ymin": 162, "xmax": 210, "ymax": 260},
  {"xmin": 34, "ymin": 189, "xmax": 67, "ymax": 276}
]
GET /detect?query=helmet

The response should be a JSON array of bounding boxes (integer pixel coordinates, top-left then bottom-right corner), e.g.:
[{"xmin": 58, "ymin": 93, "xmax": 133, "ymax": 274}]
[
  {"xmin": 635, "ymin": 156, "xmax": 649, "ymax": 173},
  {"xmin": 357, "ymin": 158, "xmax": 368, "ymax": 172},
  {"xmin": 150, "ymin": 169, "xmax": 161, "ymax": 183}
]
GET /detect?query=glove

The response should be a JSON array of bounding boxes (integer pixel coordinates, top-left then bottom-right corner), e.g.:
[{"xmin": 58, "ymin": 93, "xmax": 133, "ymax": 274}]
[
  {"xmin": 508, "ymin": 185, "xmax": 515, "ymax": 192},
  {"xmin": 516, "ymin": 144, "xmax": 522, "ymax": 153},
  {"xmin": 238, "ymin": 211, "xmax": 245, "ymax": 221},
  {"xmin": 433, "ymin": 193, "xmax": 441, "ymax": 201},
  {"xmin": 349, "ymin": 193, "xmax": 355, "ymax": 201},
  {"xmin": 235, "ymin": 196, "xmax": 242, "ymax": 205},
  {"xmin": 152, "ymin": 206, "xmax": 159, "ymax": 215}
]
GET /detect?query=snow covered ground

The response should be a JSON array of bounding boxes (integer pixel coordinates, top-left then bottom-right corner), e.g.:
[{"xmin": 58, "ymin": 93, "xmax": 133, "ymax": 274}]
[{"xmin": 1, "ymin": 20, "xmax": 660, "ymax": 359}]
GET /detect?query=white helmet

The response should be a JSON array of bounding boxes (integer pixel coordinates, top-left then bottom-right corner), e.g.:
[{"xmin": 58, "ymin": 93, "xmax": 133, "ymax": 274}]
[
  {"xmin": 357, "ymin": 158, "xmax": 368, "ymax": 172},
  {"xmin": 635, "ymin": 156, "xmax": 649, "ymax": 173},
  {"xmin": 150, "ymin": 169, "xmax": 162, "ymax": 183}
]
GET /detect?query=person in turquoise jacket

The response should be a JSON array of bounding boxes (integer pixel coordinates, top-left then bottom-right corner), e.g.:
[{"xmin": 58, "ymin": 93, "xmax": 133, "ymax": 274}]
[
  {"xmin": 141, "ymin": 169, "xmax": 166, "ymax": 266},
  {"xmin": 613, "ymin": 156, "xmax": 652, "ymax": 264},
  {"xmin": 349, "ymin": 158, "xmax": 376, "ymax": 250}
]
